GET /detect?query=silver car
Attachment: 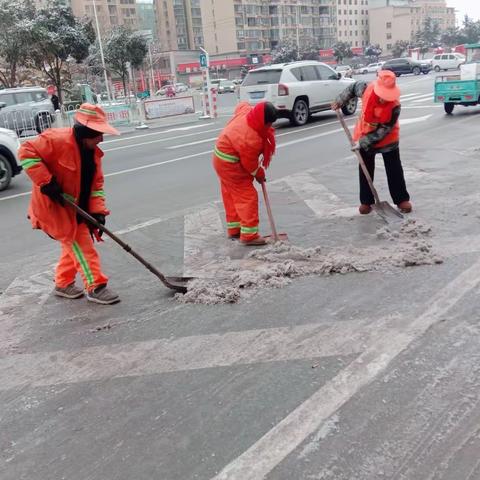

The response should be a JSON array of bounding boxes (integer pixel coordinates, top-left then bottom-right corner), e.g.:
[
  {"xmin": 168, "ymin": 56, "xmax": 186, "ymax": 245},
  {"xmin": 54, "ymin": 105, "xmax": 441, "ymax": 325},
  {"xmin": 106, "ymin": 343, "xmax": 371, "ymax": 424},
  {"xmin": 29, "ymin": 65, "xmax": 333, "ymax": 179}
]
[{"xmin": 0, "ymin": 87, "xmax": 55, "ymax": 136}]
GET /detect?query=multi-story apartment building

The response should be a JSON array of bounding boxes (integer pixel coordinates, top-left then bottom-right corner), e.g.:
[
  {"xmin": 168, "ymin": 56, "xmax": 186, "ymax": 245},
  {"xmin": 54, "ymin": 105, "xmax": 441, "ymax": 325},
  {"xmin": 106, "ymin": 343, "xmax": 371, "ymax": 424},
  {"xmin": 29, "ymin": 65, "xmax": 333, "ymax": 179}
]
[
  {"xmin": 199, "ymin": 0, "xmax": 336, "ymax": 55},
  {"xmin": 335, "ymin": 0, "xmax": 370, "ymax": 49},
  {"xmin": 156, "ymin": 0, "xmax": 204, "ymax": 51},
  {"xmin": 369, "ymin": 0, "xmax": 455, "ymax": 53},
  {"xmin": 70, "ymin": 0, "xmax": 139, "ymax": 36},
  {"xmin": 136, "ymin": 0, "xmax": 157, "ymax": 38}
]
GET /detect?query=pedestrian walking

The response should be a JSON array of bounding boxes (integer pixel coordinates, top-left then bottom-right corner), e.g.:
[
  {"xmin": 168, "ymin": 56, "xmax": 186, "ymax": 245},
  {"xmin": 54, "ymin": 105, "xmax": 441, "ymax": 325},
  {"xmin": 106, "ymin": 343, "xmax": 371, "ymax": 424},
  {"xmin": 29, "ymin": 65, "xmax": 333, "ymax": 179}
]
[
  {"xmin": 213, "ymin": 101, "xmax": 278, "ymax": 245},
  {"xmin": 19, "ymin": 103, "xmax": 121, "ymax": 304},
  {"xmin": 332, "ymin": 70, "xmax": 412, "ymax": 215},
  {"xmin": 50, "ymin": 93, "xmax": 59, "ymax": 111}
]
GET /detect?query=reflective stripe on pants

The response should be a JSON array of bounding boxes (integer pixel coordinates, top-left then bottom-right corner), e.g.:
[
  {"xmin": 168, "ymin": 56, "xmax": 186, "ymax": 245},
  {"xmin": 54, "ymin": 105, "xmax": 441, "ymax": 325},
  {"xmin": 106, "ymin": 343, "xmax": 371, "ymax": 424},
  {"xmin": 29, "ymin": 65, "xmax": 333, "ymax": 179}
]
[{"xmin": 55, "ymin": 223, "xmax": 108, "ymax": 291}]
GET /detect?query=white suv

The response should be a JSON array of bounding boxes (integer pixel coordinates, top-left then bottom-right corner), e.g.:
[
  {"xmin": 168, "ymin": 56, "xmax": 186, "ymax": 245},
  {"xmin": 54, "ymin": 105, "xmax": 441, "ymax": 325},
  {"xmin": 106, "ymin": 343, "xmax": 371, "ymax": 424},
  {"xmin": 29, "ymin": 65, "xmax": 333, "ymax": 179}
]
[
  {"xmin": 239, "ymin": 61, "xmax": 357, "ymax": 126},
  {"xmin": 431, "ymin": 53, "xmax": 465, "ymax": 72},
  {"xmin": 0, "ymin": 127, "xmax": 21, "ymax": 191}
]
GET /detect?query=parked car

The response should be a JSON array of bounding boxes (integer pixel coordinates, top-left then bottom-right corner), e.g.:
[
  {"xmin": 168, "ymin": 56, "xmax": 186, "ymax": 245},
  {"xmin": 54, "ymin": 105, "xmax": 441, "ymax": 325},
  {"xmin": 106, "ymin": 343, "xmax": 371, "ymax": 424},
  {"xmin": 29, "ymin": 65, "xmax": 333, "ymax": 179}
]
[
  {"xmin": 239, "ymin": 60, "xmax": 357, "ymax": 126},
  {"xmin": 217, "ymin": 80, "xmax": 236, "ymax": 94},
  {"xmin": 431, "ymin": 53, "xmax": 465, "ymax": 72},
  {"xmin": 0, "ymin": 126, "xmax": 21, "ymax": 191},
  {"xmin": 0, "ymin": 87, "xmax": 55, "ymax": 136},
  {"xmin": 359, "ymin": 62, "xmax": 384, "ymax": 74},
  {"xmin": 232, "ymin": 78, "xmax": 243, "ymax": 85},
  {"xmin": 335, "ymin": 65, "xmax": 353, "ymax": 78},
  {"xmin": 174, "ymin": 82, "xmax": 189, "ymax": 93},
  {"xmin": 381, "ymin": 57, "xmax": 432, "ymax": 76}
]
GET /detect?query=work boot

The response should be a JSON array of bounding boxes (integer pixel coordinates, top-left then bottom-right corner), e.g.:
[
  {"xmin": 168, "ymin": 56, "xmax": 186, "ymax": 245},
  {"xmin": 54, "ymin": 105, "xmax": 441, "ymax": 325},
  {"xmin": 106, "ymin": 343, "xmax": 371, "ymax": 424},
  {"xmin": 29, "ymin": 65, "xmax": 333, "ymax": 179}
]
[
  {"xmin": 54, "ymin": 283, "xmax": 84, "ymax": 299},
  {"xmin": 397, "ymin": 200, "xmax": 412, "ymax": 213},
  {"xmin": 86, "ymin": 284, "xmax": 120, "ymax": 305},
  {"xmin": 240, "ymin": 236, "xmax": 268, "ymax": 246},
  {"xmin": 228, "ymin": 232, "xmax": 240, "ymax": 239},
  {"xmin": 359, "ymin": 204, "xmax": 372, "ymax": 215}
]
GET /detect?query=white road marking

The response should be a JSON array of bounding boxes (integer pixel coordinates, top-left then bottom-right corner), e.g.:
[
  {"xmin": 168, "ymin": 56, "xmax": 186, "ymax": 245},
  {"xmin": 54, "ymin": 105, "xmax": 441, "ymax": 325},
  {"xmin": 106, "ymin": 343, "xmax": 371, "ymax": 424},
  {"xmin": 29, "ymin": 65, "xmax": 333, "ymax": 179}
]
[
  {"xmin": 183, "ymin": 204, "xmax": 225, "ymax": 276},
  {"xmin": 282, "ymin": 171, "xmax": 352, "ymax": 218},
  {"xmin": 210, "ymin": 258, "xmax": 480, "ymax": 480},
  {"xmin": 403, "ymin": 93, "xmax": 433, "ymax": 103},
  {"xmin": 103, "ymin": 128, "xmax": 222, "ymax": 152},
  {"xmin": 402, "ymin": 105, "xmax": 442, "ymax": 109},
  {"xmin": 0, "ymin": 318, "xmax": 389, "ymax": 391},
  {"xmin": 400, "ymin": 114, "xmax": 432, "ymax": 125},
  {"xmin": 0, "ymin": 269, "xmax": 54, "ymax": 356},
  {"xmin": 401, "ymin": 93, "xmax": 421, "ymax": 99},
  {"xmin": 102, "ymin": 123, "xmax": 214, "ymax": 145}
]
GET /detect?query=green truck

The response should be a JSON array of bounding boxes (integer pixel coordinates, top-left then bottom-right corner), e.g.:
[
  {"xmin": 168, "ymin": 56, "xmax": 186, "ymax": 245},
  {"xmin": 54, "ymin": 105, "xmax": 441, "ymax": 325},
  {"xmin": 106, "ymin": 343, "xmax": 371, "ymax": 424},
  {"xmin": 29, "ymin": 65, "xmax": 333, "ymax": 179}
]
[{"xmin": 434, "ymin": 43, "xmax": 480, "ymax": 114}]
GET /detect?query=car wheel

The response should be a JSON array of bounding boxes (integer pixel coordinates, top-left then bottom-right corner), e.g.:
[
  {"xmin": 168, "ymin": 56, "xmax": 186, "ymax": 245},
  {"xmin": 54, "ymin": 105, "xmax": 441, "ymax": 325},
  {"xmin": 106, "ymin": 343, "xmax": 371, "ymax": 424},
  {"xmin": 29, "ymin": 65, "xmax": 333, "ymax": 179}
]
[
  {"xmin": 0, "ymin": 153, "xmax": 13, "ymax": 192},
  {"xmin": 341, "ymin": 97, "xmax": 357, "ymax": 116},
  {"xmin": 444, "ymin": 103, "xmax": 454, "ymax": 115},
  {"xmin": 395, "ymin": 72, "xmax": 401, "ymax": 77},
  {"xmin": 290, "ymin": 99, "xmax": 309, "ymax": 126},
  {"xmin": 362, "ymin": 70, "xmax": 368, "ymax": 74},
  {"xmin": 35, "ymin": 113, "xmax": 51, "ymax": 134},
  {"xmin": 413, "ymin": 67, "xmax": 421, "ymax": 75},
  {"xmin": 434, "ymin": 65, "xmax": 441, "ymax": 72}
]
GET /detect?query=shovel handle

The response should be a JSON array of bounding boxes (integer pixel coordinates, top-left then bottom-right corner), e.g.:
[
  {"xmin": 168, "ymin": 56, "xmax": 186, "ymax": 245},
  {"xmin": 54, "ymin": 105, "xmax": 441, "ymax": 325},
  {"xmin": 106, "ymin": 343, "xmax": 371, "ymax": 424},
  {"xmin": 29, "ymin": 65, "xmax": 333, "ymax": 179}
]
[
  {"xmin": 335, "ymin": 109, "xmax": 381, "ymax": 206},
  {"xmin": 260, "ymin": 180, "xmax": 279, "ymax": 242},
  {"xmin": 63, "ymin": 197, "xmax": 174, "ymax": 289}
]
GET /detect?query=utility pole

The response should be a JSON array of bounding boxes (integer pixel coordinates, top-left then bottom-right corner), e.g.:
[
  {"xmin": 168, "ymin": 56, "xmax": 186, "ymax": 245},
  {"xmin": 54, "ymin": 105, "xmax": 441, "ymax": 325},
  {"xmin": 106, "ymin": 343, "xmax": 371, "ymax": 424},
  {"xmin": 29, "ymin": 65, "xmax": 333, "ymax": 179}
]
[
  {"xmin": 296, "ymin": 4, "xmax": 301, "ymax": 57},
  {"xmin": 92, "ymin": 0, "xmax": 112, "ymax": 102}
]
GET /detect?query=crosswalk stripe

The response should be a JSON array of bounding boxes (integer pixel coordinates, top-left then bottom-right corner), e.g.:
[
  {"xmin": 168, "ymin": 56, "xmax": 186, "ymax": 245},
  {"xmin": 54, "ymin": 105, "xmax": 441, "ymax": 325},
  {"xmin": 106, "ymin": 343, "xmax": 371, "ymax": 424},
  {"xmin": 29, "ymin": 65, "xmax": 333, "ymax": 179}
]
[
  {"xmin": 0, "ymin": 318, "xmax": 384, "ymax": 390},
  {"xmin": 183, "ymin": 204, "xmax": 225, "ymax": 276},
  {"xmin": 210, "ymin": 258, "xmax": 480, "ymax": 480},
  {"xmin": 282, "ymin": 171, "xmax": 356, "ymax": 218}
]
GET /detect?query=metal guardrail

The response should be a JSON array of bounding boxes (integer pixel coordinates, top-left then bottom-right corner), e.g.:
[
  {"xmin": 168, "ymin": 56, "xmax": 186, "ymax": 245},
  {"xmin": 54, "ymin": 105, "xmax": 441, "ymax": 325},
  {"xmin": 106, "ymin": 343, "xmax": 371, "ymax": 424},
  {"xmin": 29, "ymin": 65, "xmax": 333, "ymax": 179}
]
[{"xmin": 0, "ymin": 109, "xmax": 54, "ymax": 137}]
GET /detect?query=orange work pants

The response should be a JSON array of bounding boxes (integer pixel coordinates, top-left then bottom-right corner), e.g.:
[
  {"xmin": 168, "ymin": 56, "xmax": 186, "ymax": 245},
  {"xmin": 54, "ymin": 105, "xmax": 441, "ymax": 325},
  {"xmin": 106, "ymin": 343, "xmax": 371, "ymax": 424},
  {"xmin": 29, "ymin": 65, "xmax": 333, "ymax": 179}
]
[
  {"xmin": 213, "ymin": 156, "xmax": 260, "ymax": 241},
  {"xmin": 55, "ymin": 223, "xmax": 108, "ymax": 292}
]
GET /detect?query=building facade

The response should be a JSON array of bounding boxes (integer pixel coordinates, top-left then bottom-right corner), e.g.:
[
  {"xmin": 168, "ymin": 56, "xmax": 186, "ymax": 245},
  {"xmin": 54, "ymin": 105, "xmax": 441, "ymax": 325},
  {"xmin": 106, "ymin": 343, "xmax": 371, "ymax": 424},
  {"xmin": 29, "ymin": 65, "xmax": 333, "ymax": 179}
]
[
  {"xmin": 70, "ymin": 0, "xmax": 139, "ymax": 35},
  {"xmin": 199, "ymin": 0, "xmax": 336, "ymax": 56},
  {"xmin": 369, "ymin": 0, "xmax": 455, "ymax": 53},
  {"xmin": 155, "ymin": 0, "xmax": 204, "ymax": 51},
  {"xmin": 335, "ymin": 0, "xmax": 370, "ymax": 49}
]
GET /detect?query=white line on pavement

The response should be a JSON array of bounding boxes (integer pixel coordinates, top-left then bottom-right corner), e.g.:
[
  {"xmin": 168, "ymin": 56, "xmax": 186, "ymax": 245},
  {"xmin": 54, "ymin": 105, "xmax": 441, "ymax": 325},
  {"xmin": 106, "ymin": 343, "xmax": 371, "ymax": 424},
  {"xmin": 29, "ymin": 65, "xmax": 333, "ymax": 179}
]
[
  {"xmin": 102, "ymin": 123, "xmax": 214, "ymax": 145},
  {"xmin": 103, "ymin": 127, "xmax": 222, "ymax": 152},
  {"xmin": 210, "ymin": 258, "xmax": 480, "ymax": 480},
  {"xmin": 0, "ymin": 319, "xmax": 379, "ymax": 390}
]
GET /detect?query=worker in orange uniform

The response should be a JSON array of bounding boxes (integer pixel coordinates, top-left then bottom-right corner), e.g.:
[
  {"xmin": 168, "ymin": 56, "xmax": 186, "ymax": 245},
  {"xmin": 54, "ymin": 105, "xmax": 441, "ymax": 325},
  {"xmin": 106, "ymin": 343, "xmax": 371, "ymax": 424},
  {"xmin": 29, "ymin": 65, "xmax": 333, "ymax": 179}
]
[
  {"xmin": 332, "ymin": 70, "xmax": 412, "ymax": 215},
  {"xmin": 19, "ymin": 104, "xmax": 121, "ymax": 304},
  {"xmin": 213, "ymin": 101, "xmax": 278, "ymax": 245}
]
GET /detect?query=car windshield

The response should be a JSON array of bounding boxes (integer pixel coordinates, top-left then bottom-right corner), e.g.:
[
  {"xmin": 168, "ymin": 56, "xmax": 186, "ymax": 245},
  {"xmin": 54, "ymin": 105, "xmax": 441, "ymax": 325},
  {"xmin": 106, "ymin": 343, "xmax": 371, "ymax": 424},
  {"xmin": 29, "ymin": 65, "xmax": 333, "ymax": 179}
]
[
  {"xmin": 242, "ymin": 70, "xmax": 282, "ymax": 86},
  {"xmin": 220, "ymin": 81, "xmax": 234, "ymax": 86}
]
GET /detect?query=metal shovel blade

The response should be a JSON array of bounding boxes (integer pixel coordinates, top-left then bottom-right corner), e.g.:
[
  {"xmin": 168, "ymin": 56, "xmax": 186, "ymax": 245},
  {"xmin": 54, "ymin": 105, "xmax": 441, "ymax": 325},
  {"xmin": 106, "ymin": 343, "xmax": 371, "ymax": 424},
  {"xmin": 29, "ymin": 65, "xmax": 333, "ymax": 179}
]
[
  {"xmin": 373, "ymin": 201, "xmax": 404, "ymax": 222},
  {"xmin": 264, "ymin": 233, "xmax": 289, "ymax": 242},
  {"xmin": 164, "ymin": 276, "xmax": 196, "ymax": 294}
]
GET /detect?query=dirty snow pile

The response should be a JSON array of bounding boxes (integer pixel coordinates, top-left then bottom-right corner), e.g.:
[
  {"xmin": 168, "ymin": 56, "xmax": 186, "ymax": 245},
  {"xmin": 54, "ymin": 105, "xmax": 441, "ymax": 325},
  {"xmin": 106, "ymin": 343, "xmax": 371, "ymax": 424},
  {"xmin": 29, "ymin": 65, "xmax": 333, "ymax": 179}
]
[{"xmin": 177, "ymin": 219, "xmax": 443, "ymax": 305}]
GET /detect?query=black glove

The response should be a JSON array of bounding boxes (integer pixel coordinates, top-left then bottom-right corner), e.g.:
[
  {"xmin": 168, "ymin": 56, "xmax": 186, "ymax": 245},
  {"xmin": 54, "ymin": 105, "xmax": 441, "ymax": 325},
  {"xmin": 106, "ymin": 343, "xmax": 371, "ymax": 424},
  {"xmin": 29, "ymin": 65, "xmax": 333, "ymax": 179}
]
[
  {"xmin": 40, "ymin": 177, "xmax": 64, "ymax": 206},
  {"xmin": 88, "ymin": 213, "xmax": 105, "ymax": 238}
]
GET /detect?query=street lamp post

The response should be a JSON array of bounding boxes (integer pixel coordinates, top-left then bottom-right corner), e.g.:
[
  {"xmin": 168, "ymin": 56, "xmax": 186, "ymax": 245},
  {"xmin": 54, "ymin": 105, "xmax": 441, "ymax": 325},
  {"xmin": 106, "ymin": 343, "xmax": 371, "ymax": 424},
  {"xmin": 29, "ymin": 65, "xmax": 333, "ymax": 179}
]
[{"xmin": 92, "ymin": 0, "xmax": 112, "ymax": 102}]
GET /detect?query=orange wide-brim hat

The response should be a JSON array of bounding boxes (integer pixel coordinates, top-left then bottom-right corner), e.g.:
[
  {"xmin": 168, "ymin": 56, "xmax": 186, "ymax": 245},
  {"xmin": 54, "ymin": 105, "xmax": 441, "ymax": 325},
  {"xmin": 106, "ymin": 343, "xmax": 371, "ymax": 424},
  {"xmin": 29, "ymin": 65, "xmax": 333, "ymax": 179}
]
[
  {"xmin": 374, "ymin": 70, "xmax": 401, "ymax": 102},
  {"xmin": 74, "ymin": 103, "xmax": 120, "ymax": 136}
]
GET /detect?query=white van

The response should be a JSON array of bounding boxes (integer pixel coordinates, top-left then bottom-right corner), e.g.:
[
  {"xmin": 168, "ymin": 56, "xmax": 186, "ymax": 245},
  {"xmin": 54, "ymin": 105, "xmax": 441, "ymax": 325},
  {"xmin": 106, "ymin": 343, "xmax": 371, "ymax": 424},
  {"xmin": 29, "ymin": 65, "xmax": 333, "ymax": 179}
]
[{"xmin": 431, "ymin": 53, "xmax": 465, "ymax": 72}]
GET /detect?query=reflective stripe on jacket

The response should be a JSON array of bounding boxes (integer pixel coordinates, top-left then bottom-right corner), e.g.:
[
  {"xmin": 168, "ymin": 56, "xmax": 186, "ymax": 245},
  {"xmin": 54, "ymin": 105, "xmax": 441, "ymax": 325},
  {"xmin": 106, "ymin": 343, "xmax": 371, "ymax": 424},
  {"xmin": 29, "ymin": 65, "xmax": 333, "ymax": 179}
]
[
  {"xmin": 353, "ymin": 83, "xmax": 400, "ymax": 149},
  {"xmin": 214, "ymin": 102, "xmax": 263, "ymax": 176},
  {"xmin": 19, "ymin": 128, "xmax": 109, "ymax": 243}
]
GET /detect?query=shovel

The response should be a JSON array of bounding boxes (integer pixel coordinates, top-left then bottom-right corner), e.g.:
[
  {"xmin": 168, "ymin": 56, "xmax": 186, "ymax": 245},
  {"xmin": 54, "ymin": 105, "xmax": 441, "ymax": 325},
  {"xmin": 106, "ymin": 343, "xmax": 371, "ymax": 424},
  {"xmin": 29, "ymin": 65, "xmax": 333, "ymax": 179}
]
[
  {"xmin": 260, "ymin": 180, "xmax": 288, "ymax": 242},
  {"xmin": 336, "ymin": 110, "xmax": 403, "ymax": 222},
  {"xmin": 64, "ymin": 198, "xmax": 193, "ymax": 294}
]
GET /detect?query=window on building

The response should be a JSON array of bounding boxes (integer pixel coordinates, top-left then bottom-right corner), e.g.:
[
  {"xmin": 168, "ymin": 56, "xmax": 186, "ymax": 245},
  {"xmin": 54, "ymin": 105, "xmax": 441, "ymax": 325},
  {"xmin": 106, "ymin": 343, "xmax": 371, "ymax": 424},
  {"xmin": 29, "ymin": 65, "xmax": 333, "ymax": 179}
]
[
  {"xmin": 386, "ymin": 22, "xmax": 392, "ymax": 28},
  {"xmin": 387, "ymin": 43, "xmax": 392, "ymax": 50},
  {"xmin": 387, "ymin": 33, "xmax": 392, "ymax": 39}
]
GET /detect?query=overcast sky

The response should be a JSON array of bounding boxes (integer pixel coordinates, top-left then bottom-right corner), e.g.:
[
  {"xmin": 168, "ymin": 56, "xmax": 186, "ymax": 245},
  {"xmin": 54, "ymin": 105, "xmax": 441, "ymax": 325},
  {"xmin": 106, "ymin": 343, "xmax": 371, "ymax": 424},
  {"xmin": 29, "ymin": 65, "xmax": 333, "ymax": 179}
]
[{"xmin": 449, "ymin": 0, "xmax": 480, "ymax": 23}]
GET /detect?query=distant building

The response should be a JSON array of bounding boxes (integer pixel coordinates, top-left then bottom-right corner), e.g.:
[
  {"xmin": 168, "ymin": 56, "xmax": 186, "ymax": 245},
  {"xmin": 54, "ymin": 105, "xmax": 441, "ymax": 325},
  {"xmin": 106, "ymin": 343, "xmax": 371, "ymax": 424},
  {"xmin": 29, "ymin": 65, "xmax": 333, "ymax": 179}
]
[
  {"xmin": 335, "ymin": 0, "xmax": 370, "ymax": 49},
  {"xmin": 156, "ymin": 0, "xmax": 204, "ymax": 51},
  {"xmin": 136, "ymin": 0, "xmax": 157, "ymax": 38},
  {"xmin": 199, "ymin": 0, "xmax": 336, "ymax": 56},
  {"xmin": 70, "ymin": 0, "xmax": 140, "ymax": 36},
  {"xmin": 369, "ymin": 0, "xmax": 455, "ymax": 54}
]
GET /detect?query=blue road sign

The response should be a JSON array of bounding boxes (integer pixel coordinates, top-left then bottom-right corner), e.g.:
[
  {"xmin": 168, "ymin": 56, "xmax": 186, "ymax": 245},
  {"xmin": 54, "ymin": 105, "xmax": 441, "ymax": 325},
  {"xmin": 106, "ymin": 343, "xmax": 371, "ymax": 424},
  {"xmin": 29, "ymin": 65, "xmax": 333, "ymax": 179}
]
[{"xmin": 199, "ymin": 53, "xmax": 208, "ymax": 68}]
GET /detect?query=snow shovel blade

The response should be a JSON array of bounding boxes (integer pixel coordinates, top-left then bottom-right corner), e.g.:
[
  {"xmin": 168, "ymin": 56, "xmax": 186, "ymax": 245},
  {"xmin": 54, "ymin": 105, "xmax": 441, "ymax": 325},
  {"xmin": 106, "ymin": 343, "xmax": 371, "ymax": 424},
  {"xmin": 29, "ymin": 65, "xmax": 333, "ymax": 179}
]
[
  {"xmin": 264, "ymin": 233, "xmax": 289, "ymax": 242},
  {"xmin": 373, "ymin": 201, "xmax": 404, "ymax": 222},
  {"xmin": 164, "ymin": 276, "xmax": 195, "ymax": 294}
]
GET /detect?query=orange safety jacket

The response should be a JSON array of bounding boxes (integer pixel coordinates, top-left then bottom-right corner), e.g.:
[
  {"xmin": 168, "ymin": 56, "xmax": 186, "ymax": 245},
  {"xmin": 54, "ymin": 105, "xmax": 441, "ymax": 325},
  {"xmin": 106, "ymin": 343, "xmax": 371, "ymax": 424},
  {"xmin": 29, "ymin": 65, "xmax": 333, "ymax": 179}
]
[
  {"xmin": 18, "ymin": 128, "xmax": 109, "ymax": 243},
  {"xmin": 214, "ymin": 102, "xmax": 264, "ymax": 177},
  {"xmin": 353, "ymin": 83, "xmax": 400, "ymax": 149}
]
